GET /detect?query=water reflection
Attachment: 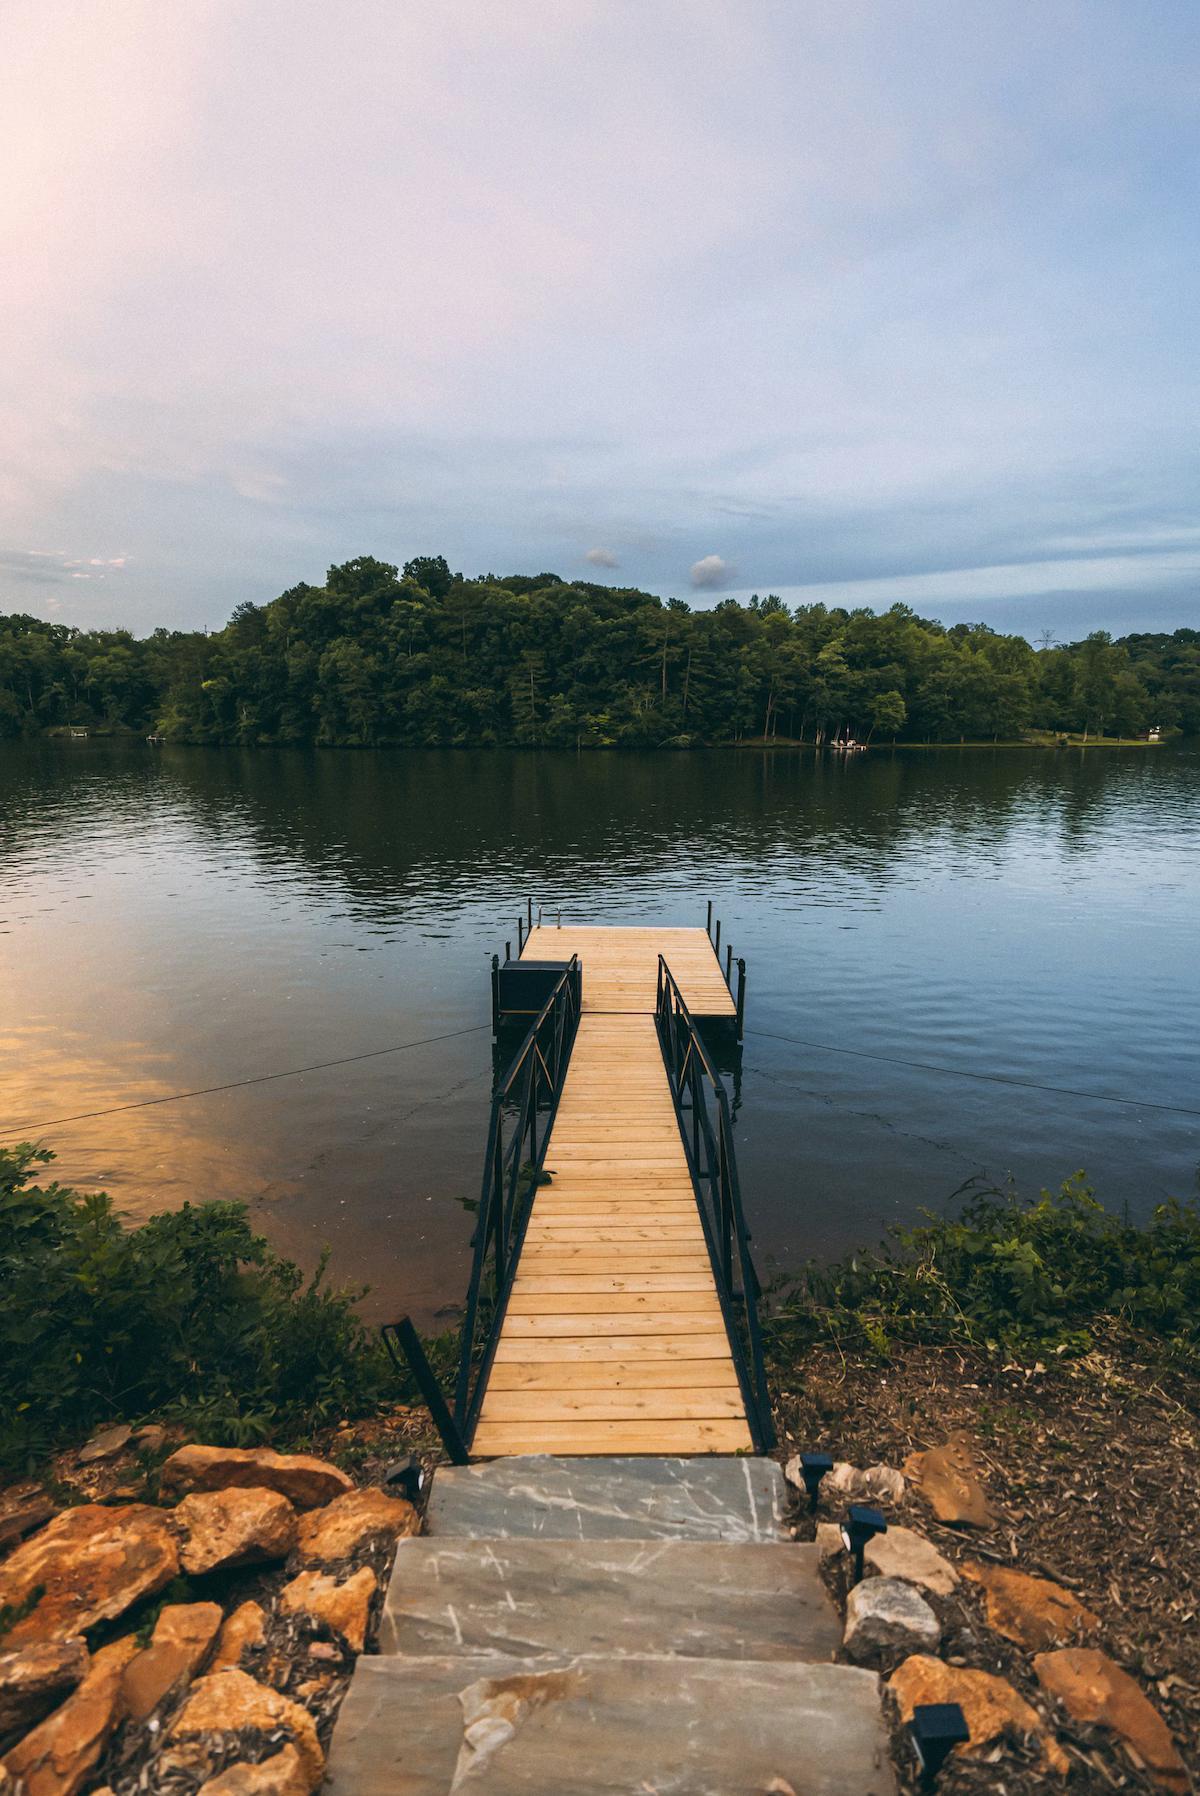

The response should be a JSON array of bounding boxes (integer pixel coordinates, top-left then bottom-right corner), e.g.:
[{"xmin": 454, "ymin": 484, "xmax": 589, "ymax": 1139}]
[{"xmin": 1, "ymin": 741, "xmax": 1197, "ymax": 1324}]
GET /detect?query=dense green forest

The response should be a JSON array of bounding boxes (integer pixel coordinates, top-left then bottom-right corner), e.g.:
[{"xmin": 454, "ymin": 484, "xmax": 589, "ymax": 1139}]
[{"xmin": 2, "ymin": 556, "xmax": 1197, "ymax": 745}]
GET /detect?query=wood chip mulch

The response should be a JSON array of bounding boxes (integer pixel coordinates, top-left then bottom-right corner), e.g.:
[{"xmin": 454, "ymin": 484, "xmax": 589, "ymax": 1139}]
[{"xmin": 770, "ymin": 1329, "xmax": 1200, "ymax": 1794}]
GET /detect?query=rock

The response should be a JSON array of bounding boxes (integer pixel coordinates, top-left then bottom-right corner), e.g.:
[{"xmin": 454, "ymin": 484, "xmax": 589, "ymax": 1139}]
[
  {"xmin": 120, "ymin": 1601, "xmax": 223, "ymax": 1722},
  {"xmin": 963, "ymin": 1560, "xmax": 1099, "ymax": 1651},
  {"xmin": 2, "ymin": 1636, "xmax": 138, "ymax": 1796},
  {"xmin": 891, "ymin": 1653, "xmax": 1068, "ymax": 1776},
  {"xmin": 278, "ymin": 1566, "xmax": 376, "ymax": 1654},
  {"xmin": 843, "ymin": 1577, "xmax": 941, "ymax": 1665},
  {"xmin": 814, "ymin": 1522, "xmax": 844, "ymax": 1562},
  {"xmin": 1035, "ymin": 1648, "xmax": 1187, "ymax": 1793},
  {"xmin": 0, "ymin": 1639, "xmax": 89, "ymax": 1736},
  {"xmin": 825, "ymin": 1462, "xmax": 866, "ymax": 1502},
  {"xmin": 197, "ymin": 1746, "xmax": 310, "ymax": 1795},
  {"xmin": 0, "ymin": 1486, "xmax": 58, "ymax": 1554},
  {"xmin": 907, "ymin": 1433, "xmax": 995, "ymax": 1528},
  {"xmin": 132, "ymin": 1425, "xmax": 167, "ymax": 1455},
  {"xmin": 211, "ymin": 1601, "xmax": 268, "ymax": 1673},
  {"xmin": 0, "ymin": 1505, "xmax": 178, "ymax": 1646},
  {"xmin": 162, "ymin": 1446, "xmax": 352, "ymax": 1510},
  {"xmin": 77, "ymin": 1425, "xmax": 133, "ymax": 1465},
  {"xmin": 864, "ymin": 1525, "xmax": 959, "ymax": 1598},
  {"xmin": 176, "ymin": 1488, "xmax": 297, "ymax": 1574},
  {"xmin": 295, "ymin": 1487, "xmax": 418, "ymax": 1564},
  {"xmin": 168, "ymin": 1670, "xmax": 323, "ymax": 1792},
  {"xmin": 862, "ymin": 1464, "xmax": 905, "ymax": 1505}
]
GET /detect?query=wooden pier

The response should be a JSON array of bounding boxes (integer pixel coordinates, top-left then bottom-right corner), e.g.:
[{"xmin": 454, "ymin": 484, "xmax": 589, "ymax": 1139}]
[{"xmin": 472, "ymin": 924, "xmax": 752, "ymax": 1457}]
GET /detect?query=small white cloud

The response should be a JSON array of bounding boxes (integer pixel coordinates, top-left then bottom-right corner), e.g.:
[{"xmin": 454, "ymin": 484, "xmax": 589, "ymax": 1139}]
[
  {"xmin": 585, "ymin": 546, "xmax": 619, "ymax": 568},
  {"xmin": 690, "ymin": 553, "xmax": 734, "ymax": 590}
]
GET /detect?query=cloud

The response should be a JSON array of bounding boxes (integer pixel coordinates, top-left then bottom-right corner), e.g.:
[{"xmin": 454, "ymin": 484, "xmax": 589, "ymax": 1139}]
[
  {"xmin": 2, "ymin": 3, "xmax": 1198, "ymax": 637},
  {"xmin": 690, "ymin": 554, "xmax": 735, "ymax": 590},
  {"xmin": 1, "ymin": 548, "xmax": 127, "ymax": 587}
]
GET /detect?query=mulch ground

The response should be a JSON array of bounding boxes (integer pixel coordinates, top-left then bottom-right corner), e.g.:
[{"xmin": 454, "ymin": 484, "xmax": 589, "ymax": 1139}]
[{"xmin": 769, "ymin": 1329, "xmax": 1200, "ymax": 1794}]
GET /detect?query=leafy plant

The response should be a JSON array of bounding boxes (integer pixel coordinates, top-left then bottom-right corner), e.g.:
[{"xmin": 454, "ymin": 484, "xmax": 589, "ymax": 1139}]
[
  {"xmin": 0, "ymin": 1143, "xmax": 394, "ymax": 1471},
  {"xmin": 767, "ymin": 1173, "xmax": 1200, "ymax": 1367}
]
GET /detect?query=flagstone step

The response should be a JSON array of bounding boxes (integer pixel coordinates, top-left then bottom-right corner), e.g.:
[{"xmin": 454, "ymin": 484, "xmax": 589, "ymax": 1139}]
[
  {"xmin": 378, "ymin": 1536, "xmax": 839, "ymax": 1663},
  {"xmin": 424, "ymin": 1453, "xmax": 788, "ymax": 1543},
  {"xmin": 324, "ymin": 1652, "xmax": 895, "ymax": 1796}
]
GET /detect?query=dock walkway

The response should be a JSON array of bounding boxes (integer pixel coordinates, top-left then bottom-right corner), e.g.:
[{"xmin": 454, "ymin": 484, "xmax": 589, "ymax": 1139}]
[{"xmin": 472, "ymin": 924, "xmax": 750, "ymax": 1458}]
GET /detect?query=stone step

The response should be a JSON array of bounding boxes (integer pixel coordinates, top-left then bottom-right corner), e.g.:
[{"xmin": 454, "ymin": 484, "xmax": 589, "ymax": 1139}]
[
  {"xmin": 424, "ymin": 1454, "xmax": 788, "ymax": 1543},
  {"xmin": 379, "ymin": 1537, "xmax": 839, "ymax": 1663},
  {"xmin": 324, "ymin": 1653, "xmax": 894, "ymax": 1795}
]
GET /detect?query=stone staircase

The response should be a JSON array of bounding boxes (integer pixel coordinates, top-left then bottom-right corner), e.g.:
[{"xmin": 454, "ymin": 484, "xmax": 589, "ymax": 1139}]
[{"xmin": 325, "ymin": 1456, "xmax": 896, "ymax": 1795}]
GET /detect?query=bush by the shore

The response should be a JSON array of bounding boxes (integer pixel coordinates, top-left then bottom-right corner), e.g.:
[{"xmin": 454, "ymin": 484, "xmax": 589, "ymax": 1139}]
[
  {"xmin": 0, "ymin": 1144, "xmax": 393, "ymax": 1471},
  {"xmin": 768, "ymin": 1172, "xmax": 1200, "ymax": 1368}
]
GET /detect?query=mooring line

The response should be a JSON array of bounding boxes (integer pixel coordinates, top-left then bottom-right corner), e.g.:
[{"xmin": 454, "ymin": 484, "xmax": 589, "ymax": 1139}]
[
  {"xmin": 6, "ymin": 1023, "xmax": 492, "ymax": 1133},
  {"xmin": 744, "ymin": 1026, "xmax": 1200, "ymax": 1119}
]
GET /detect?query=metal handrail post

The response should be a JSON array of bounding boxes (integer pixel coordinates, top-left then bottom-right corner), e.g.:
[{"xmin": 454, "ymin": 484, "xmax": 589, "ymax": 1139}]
[{"xmin": 382, "ymin": 1319, "xmax": 470, "ymax": 1464}]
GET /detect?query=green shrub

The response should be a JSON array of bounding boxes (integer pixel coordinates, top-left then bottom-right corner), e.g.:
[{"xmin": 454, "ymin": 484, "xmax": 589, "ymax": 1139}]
[
  {"xmin": 767, "ymin": 1173, "xmax": 1200, "ymax": 1366},
  {"xmin": 0, "ymin": 1144, "xmax": 393, "ymax": 1470}
]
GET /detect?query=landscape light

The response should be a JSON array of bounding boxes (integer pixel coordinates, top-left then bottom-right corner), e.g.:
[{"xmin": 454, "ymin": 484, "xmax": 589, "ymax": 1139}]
[
  {"xmin": 382, "ymin": 1454, "xmax": 425, "ymax": 1503},
  {"xmin": 799, "ymin": 1451, "xmax": 834, "ymax": 1512},
  {"xmin": 910, "ymin": 1703, "xmax": 970, "ymax": 1785},
  {"xmin": 840, "ymin": 1503, "xmax": 887, "ymax": 1583}
]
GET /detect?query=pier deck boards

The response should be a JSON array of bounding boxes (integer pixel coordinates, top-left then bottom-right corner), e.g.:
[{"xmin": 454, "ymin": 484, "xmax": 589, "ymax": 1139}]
[
  {"xmin": 521, "ymin": 924, "xmax": 735, "ymax": 1016},
  {"xmin": 472, "ymin": 926, "xmax": 750, "ymax": 1457}
]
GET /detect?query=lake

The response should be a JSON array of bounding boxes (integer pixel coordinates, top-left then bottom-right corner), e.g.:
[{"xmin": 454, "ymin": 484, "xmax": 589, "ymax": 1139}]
[{"xmin": 2, "ymin": 741, "xmax": 1197, "ymax": 1327}]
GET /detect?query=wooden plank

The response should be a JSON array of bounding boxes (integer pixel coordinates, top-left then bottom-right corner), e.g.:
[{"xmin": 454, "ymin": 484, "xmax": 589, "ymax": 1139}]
[
  {"xmin": 507, "ymin": 1289, "xmax": 719, "ymax": 1314},
  {"xmin": 485, "ymin": 1358, "xmax": 742, "ymax": 1391},
  {"xmin": 471, "ymin": 1418, "xmax": 753, "ymax": 1455},
  {"xmin": 502, "ymin": 1312, "xmax": 725, "ymax": 1337},
  {"xmin": 491, "ymin": 1333, "xmax": 733, "ymax": 1361},
  {"xmin": 511, "ymin": 1275, "xmax": 717, "ymax": 1293},
  {"xmin": 478, "ymin": 1388, "xmax": 746, "ymax": 1421}
]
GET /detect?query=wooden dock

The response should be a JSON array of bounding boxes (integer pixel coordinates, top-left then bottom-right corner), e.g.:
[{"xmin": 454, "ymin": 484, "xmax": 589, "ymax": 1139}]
[{"xmin": 471, "ymin": 925, "xmax": 752, "ymax": 1457}]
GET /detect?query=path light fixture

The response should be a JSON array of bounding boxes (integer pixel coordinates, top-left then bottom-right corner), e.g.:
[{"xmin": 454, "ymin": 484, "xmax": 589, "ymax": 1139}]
[
  {"xmin": 841, "ymin": 1503, "xmax": 887, "ymax": 1584},
  {"xmin": 382, "ymin": 1454, "xmax": 425, "ymax": 1503},
  {"xmin": 910, "ymin": 1703, "xmax": 969, "ymax": 1785},
  {"xmin": 799, "ymin": 1451, "xmax": 834, "ymax": 1512}
]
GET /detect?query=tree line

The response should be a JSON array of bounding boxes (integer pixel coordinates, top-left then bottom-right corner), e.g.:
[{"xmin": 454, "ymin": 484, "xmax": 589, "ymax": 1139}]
[{"xmin": 2, "ymin": 555, "xmax": 1197, "ymax": 746}]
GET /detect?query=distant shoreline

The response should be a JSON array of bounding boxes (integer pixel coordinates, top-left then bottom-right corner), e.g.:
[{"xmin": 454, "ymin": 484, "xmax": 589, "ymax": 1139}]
[{"xmin": 27, "ymin": 730, "xmax": 1172, "ymax": 752}]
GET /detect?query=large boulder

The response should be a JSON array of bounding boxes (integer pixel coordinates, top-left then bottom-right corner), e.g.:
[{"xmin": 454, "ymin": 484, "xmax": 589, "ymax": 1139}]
[
  {"xmin": 843, "ymin": 1576, "xmax": 941, "ymax": 1665},
  {"xmin": 278, "ymin": 1566, "xmax": 376, "ymax": 1654},
  {"xmin": 864, "ymin": 1525, "xmax": 959, "ymax": 1598},
  {"xmin": 0, "ymin": 1639, "xmax": 89, "ymax": 1737},
  {"xmin": 963, "ymin": 1560, "xmax": 1099, "ymax": 1651},
  {"xmin": 294, "ymin": 1487, "xmax": 417, "ymax": 1564},
  {"xmin": 0, "ymin": 1505, "xmax": 178, "ymax": 1647},
  {"xmin": 890, "ymin": 1653, "xmax": 1068, "ymax": 1776},
  {"xmin": 211, "ymin": 1601, "xmax": 268, "ymax": 1673},
  {"xmin": 176, "ymin": 1488, "xmax": 297, "ymax": 1575},
  {"xmin": 198, "ymin": 1748, "xmax": 311, "ymax": 1794},
  {"xmin": 120, "ymin": 1601, "xmax": 223, "ymax": 1722},
  {"xmin": 2, "ymin": 1636, "xmax": 138, "ymax": 1796},
  {"xmin": 1035, "ymin": 1648, "xmax": 1187, "ymax": 1794},
  {"xmin": 167, "ymin": 1670, "xmax": 323, "ymax": 1792},
  {"xmin": 161, "ymin": 1446, "xmax": 352, "ymax": 1510}
]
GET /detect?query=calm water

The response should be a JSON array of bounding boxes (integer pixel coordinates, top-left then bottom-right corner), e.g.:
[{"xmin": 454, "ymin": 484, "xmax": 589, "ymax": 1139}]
[{"xmin": 2, "ymin": 742, "xmax": 1198, "ymax": 1326}]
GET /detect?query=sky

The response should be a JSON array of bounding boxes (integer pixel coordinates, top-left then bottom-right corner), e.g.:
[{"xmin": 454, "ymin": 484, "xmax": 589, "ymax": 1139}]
[{"xmin": 2, "ymin": 0, "xmax": 1198, "ymax": 643}]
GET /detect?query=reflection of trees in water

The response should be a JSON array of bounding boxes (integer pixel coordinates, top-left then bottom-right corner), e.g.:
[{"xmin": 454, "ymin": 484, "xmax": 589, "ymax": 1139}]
[{"xmin": 3, "ymin": 743, "xmax": 1195, "ymax": 921}]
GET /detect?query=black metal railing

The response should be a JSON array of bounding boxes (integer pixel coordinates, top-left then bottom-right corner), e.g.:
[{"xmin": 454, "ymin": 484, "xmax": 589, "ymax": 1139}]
[
  {"xmin": 704, "ymin": 900, "xmax": 747, "ymax": 1036},
  {"xmin": 452, "ymin": 953, "xmax": 582, "ymax": 1440},
  {"xmin": 655, "ymin": 954, "xmax": 774, "ymax": 1450}
]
